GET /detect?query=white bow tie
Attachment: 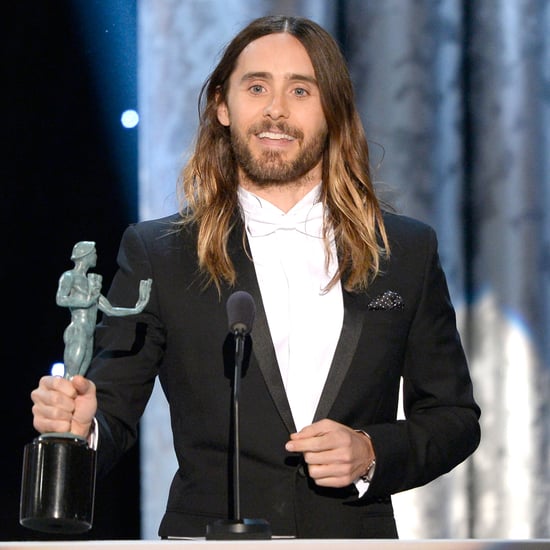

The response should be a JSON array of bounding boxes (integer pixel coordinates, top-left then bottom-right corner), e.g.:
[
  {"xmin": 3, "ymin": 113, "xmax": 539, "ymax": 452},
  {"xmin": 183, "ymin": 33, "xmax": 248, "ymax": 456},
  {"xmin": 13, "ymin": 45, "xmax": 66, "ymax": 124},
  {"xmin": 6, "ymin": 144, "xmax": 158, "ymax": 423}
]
[{"xmin": 245, "ymin": 200, "xmax": 325, "ymax": 238}]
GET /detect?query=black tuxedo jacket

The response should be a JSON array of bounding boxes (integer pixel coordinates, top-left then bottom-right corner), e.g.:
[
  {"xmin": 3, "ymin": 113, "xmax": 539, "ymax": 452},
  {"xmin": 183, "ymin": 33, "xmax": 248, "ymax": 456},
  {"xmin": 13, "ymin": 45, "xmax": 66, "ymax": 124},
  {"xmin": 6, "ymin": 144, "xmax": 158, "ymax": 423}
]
[{"xmin": 88, "ymin": 211, "xmax": 480, "ymax": 539}]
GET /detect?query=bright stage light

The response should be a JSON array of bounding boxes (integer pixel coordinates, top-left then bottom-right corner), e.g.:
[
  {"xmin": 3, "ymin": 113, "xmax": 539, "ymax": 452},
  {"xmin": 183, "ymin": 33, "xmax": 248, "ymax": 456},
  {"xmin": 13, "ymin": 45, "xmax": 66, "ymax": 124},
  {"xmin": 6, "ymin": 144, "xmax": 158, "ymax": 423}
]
[
  {"xmin": 50, "ymin": 362, "xmax": 65, "ymax": 377},
  {"xmin": 121, "ymin": 109, "xmax": 139, "ymax": 128}
]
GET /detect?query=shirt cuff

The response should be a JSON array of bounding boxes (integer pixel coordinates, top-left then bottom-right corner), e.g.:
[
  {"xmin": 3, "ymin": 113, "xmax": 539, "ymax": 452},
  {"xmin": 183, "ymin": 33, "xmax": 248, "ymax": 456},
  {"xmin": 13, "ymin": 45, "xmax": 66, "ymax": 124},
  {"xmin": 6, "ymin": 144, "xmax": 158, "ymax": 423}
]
[
  {"xmin": 354, "ymin": 476, "xmax": 370, "ymax": 498},
  {"xmin": 87, "ymin": 417, "xmax": 98, "ymax": 450},
  {"xmin": 353, "ymin": 430, "xmax": 377, "ymax": 497}
]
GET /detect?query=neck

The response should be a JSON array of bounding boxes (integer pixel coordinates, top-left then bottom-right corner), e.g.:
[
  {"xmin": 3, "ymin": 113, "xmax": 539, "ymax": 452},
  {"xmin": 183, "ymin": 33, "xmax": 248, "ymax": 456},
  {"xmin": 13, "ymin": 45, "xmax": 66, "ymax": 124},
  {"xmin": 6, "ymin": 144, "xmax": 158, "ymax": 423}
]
[{"xmin": 238, "ymin": 167, "xmax": 322, "ymax": 213}]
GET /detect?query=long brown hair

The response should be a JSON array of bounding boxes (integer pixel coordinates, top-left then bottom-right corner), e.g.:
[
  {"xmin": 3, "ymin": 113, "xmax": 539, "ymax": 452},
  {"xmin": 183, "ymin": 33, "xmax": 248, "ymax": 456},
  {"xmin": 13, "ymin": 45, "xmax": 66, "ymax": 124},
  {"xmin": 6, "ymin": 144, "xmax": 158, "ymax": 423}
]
[{"xmin": 178, "ymin": 15, "xmax": 389, "ymax": 292}]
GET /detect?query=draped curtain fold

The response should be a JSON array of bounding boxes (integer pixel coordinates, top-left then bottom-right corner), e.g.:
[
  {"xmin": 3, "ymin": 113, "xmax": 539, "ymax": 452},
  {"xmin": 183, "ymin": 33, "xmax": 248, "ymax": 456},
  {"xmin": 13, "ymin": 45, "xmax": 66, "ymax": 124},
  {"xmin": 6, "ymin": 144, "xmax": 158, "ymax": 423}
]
[{"xmin": 138, "ymin": 0, "xmax": 550, "ymax": 539}]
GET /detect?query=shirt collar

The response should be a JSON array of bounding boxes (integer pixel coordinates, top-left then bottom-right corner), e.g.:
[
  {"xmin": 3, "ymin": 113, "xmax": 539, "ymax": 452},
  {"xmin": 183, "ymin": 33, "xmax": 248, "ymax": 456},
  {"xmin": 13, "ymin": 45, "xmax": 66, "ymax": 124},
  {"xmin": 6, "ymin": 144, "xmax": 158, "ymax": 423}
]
[{"xmin": 238, "ymin": 183, "xmax": 325, "ymax": 237}]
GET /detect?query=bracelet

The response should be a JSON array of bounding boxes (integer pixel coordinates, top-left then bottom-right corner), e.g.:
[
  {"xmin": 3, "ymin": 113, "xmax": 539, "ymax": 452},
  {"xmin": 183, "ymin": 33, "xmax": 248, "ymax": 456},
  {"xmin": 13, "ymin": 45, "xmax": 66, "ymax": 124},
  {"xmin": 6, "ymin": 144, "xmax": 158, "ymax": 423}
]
[
  {"xmin": 356, "ymin": 430, "xmax": 377, "ymax": 483},
  {"xmin": 361, "ymin": 458, "xmax": 377, "ymax": 483}
]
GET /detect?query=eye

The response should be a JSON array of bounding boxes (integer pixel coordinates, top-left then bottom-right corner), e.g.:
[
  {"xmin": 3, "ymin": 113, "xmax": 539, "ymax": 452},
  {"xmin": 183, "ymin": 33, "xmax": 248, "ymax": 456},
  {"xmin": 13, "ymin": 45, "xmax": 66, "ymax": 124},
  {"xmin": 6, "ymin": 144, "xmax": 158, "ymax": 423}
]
[
  {"xmin": 293, "ymin": 87, "xmax": 309, "ymax": 97},
  {"xmin": 249, "ymin": 84, "xmax": 265, "ymax": 94}
]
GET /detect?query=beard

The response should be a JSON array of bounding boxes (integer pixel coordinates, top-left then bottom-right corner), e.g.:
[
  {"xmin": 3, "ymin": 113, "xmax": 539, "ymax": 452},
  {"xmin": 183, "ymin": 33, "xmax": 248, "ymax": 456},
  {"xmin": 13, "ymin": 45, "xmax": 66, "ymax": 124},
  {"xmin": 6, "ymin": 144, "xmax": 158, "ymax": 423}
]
[{"xmin": 230, "ymin": 121, "xmax": 327, "ymax": 186}]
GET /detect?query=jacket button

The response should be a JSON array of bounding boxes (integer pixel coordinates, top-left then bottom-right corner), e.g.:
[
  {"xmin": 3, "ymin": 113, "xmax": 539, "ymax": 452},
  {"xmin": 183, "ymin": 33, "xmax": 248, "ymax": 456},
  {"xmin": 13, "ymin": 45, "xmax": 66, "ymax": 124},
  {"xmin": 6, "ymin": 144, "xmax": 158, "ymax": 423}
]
[{"xmin": 297, "ymin": 464, "xmax": 307, "ymax": 478}]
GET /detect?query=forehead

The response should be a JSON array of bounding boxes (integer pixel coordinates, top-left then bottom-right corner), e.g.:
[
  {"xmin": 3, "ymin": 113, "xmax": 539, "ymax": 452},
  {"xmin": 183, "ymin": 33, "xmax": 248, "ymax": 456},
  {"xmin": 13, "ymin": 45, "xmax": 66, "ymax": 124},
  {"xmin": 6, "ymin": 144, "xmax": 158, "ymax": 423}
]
[{"xmin": 232, "ymin": 32, "xmax": 316, "ymax": 79}]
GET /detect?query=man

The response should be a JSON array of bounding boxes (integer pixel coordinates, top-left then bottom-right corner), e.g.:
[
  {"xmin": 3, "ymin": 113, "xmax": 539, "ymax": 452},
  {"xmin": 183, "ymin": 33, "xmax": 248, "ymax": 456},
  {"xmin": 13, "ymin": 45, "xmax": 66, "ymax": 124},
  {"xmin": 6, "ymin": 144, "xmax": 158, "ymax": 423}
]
[{"xmin": 31, "ymin": 15, "xmax": 480, "ymax": 539}]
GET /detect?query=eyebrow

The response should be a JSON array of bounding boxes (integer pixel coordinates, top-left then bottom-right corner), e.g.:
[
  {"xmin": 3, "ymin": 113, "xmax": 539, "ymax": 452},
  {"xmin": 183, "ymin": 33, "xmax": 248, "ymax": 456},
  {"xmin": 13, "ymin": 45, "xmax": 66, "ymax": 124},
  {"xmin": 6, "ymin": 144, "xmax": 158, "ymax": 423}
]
[{"xmin": 240, "ymin": 71, "xmax": 318, "ymax": 86}]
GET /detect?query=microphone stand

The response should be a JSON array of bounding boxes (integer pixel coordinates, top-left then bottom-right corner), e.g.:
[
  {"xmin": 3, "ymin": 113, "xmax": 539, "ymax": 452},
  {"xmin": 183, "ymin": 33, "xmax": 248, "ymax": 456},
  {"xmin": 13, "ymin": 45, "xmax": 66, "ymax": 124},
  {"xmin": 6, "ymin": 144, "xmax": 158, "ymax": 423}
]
[
  {"xmin": 206, "ymin": 329, "xmax": 271, "ymax": 540},
  {"xmin": 232, "ymin": 327, "xmax": 244, "ymax": 521}
]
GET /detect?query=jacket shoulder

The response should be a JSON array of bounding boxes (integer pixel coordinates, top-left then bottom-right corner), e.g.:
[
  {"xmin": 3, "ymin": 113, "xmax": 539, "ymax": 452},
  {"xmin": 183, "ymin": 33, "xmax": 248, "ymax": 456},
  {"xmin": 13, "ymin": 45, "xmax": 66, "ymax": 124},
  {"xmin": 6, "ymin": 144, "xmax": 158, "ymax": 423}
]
[
  {"xmin": 381, "ymin": 210, "xmax": 437, "ymax": 248},
  {"xmin": 114, "ymin": 214, "xmax": 197, "ymax": 266},
  {"xmin": 128, "ymin": 213, "xmax": 184, "ymax": 238},
  {"xmin": 121, "ymin": 213, "xmax": 195, "ymax": 247}
]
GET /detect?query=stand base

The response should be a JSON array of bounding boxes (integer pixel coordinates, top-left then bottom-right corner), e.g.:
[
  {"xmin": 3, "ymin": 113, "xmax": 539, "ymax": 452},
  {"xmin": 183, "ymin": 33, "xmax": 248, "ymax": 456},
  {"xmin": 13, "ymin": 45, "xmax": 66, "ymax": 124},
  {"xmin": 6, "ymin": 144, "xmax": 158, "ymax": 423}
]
[
  {"xmin": 19, "ymin": 434, "xmax": 96, "ymax": 534},
  {"xmin": 20, "ymin": 515, "xmax": 92, "ymax": 535},
  {"xmin": 206, "ymin": 518, "xmax": 272, "ymax": 540}
]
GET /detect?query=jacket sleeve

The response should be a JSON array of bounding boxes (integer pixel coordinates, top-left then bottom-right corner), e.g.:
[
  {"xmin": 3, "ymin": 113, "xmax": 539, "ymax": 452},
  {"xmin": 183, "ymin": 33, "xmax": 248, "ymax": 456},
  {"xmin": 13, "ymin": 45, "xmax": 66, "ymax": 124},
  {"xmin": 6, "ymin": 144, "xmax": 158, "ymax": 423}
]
[
  {"xmin": 364, "ymin": 225, "xmax": 481, "ymax": 498},
  {"xmin": 87, "ymin": 224, "xmax": 166, "ymax": 478}
]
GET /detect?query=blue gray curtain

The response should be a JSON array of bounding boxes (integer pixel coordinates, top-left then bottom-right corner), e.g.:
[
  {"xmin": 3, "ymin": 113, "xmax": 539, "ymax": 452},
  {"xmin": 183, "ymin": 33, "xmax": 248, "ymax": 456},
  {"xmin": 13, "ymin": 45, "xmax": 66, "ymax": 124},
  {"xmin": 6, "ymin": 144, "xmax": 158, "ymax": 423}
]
[{"xmin": 138, "ymin": 0, "xmax": 550, "ymax": 539}]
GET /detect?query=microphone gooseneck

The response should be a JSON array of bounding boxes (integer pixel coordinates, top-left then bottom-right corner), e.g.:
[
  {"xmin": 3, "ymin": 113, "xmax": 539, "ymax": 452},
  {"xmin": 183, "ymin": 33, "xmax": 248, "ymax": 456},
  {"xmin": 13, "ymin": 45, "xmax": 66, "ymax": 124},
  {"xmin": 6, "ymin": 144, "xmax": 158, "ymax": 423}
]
[{"xmin": 206, "ymin": 291, "xmax": 271, "ymax": 540}]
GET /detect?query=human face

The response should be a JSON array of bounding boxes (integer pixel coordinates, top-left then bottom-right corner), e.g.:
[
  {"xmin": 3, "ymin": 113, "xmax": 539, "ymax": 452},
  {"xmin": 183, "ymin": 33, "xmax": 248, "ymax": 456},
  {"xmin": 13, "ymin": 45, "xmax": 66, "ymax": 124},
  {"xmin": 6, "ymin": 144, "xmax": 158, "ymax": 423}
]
[
  {"xmin": 83, "ymin": 251, "xmax": 97, "ymax": 269},
  {"xmin": 217, "ymin": 33, "xmax": 328, "ymax": 189}
]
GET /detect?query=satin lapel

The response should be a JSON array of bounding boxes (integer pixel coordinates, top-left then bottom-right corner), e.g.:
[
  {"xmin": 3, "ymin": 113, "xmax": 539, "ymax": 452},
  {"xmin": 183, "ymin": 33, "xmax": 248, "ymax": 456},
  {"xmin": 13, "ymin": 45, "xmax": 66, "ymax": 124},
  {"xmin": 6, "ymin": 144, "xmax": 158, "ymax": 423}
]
[
  {"xmin": 229, "ymin": 226, "xmax": 296, "ymax": 434},
  {"xmin": 313, "ymin": 289, "xmax": 367, "ymax": 422}
]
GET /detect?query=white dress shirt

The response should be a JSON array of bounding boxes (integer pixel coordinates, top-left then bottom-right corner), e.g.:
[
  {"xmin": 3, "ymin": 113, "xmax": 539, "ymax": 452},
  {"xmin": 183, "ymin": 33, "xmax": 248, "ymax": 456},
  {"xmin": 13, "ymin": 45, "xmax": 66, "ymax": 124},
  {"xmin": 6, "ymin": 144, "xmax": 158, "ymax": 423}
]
[{"xmin": 238, "ymin": 183, "xmax": 344, "ymax": 432}]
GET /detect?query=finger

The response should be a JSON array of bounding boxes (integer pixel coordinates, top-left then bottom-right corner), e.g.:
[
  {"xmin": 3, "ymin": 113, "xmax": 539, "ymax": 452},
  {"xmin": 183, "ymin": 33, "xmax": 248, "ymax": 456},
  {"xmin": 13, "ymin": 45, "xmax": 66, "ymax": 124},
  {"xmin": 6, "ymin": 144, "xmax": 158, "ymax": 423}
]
[
  {"xmin": 309, "ymin": 474, "xmax": 352, "ymax": 488},
  {"xmin": 291, "ymin": 418, "xmax": 337, "ymax": 439},
  {"xmin": 39, "ymin": 375, "xmax": 78, "ymax": 398},
  {"xmin": 286, "ymin": 434, "xmax": 331, "ymax": 453},
  {"xmin": 32, "ymin": 393, "xmax": 75, "ymax": 419},
  {"xmin": 70, "ymin": 418, "xmax": 93, "ymax": 438},
  {"xmin": 302, "ymin": 446, "xmax": 357, "ymax": 474},
  {"xmin": 302, "ymin": 447, "xmax": 344, "ymax": 465},
  {"xmin": 31, "ymin": 386, "xmax": 77, "ymax": 414},
  {"xmin": 33, "ymin": 417, "xmax": 71, "ymax": 434},
  {"xmin": 307, "ymin": 462, "xmax": 359, "ymax": 488},
  {"xmin": 287, "ymin": 425, "xmax": 348, "ymax": 453},
  {"xmin": 307, "ymin": 461, "xmax": 348, "ymax": 478},
  {"xmin": 32, "ymin": 402, "xmax": 74, "ymax": 433}
]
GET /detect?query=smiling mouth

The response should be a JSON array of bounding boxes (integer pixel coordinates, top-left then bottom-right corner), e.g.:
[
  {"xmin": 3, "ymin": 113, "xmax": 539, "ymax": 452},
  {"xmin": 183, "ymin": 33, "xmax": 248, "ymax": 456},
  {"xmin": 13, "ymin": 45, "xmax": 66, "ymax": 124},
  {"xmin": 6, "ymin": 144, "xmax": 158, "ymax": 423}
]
[{"xmin": 257, "ymin": 131, "xmax": 295, "ymax": 141}]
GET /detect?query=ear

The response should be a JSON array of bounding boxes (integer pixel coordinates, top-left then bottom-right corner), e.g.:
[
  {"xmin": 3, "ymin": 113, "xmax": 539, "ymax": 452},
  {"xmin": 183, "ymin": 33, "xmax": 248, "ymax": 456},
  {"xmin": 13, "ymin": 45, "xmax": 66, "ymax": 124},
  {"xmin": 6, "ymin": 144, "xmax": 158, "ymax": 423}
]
[{"xmin": 215, "ymin": 88, "xmax": 230, "ymax": 127}]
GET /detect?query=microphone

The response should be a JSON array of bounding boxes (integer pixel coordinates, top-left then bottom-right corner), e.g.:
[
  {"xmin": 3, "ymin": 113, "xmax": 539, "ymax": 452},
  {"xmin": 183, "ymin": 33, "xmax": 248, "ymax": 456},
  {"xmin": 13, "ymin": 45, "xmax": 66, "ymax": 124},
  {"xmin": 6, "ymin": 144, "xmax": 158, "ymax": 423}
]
[
  {"xmin": 226, "ymin": 290, "xmax": 255, "ymax": 335},
  {"xmin": 206, "ymin": 291, "xmax": 271, "ymax": 540}
]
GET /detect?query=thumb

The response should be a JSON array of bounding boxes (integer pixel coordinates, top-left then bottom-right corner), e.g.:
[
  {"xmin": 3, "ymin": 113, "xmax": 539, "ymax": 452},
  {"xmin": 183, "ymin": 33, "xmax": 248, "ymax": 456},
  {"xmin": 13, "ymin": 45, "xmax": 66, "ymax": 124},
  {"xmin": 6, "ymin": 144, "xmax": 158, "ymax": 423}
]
[
  {"xmin": 70, "ymin": 376, "xmax": 97, "ymax": 437},
  {"xmin": 71, "ymin": 375, "xmax": 94, "ymax": 396}
]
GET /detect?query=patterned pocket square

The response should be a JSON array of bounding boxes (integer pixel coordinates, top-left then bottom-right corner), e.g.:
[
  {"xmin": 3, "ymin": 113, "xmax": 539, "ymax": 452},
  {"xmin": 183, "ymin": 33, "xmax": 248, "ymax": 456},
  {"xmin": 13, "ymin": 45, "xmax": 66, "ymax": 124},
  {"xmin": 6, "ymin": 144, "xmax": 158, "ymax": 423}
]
[{"xmin": 367, "ymin": 290, "xmax": 405, "ymax": 311}]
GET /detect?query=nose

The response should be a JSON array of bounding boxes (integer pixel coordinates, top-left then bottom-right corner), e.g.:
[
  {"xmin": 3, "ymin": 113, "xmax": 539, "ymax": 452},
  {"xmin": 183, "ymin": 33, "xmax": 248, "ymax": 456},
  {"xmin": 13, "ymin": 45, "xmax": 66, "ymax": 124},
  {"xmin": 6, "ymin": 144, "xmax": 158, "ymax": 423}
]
[{"xmin": 264, "ymin": 91, "xmax": 289, "ymax": 120}]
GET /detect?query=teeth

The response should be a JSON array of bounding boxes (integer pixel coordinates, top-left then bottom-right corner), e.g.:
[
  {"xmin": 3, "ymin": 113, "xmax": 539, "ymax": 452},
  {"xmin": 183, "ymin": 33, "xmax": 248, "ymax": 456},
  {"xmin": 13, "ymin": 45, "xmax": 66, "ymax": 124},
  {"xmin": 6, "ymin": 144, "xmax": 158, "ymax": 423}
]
[{"xmin": 258, "ymin": 131, "xmax": 294, "ymax": 140}]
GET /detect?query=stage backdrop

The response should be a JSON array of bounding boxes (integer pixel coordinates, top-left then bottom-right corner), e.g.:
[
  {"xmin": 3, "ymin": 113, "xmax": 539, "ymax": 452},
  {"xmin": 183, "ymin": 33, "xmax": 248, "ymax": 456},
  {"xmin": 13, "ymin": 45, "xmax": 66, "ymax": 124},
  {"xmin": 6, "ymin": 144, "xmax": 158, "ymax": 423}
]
[{"xmin": 138, "ymin": 0, "xmax": 550, "ymax": 540}]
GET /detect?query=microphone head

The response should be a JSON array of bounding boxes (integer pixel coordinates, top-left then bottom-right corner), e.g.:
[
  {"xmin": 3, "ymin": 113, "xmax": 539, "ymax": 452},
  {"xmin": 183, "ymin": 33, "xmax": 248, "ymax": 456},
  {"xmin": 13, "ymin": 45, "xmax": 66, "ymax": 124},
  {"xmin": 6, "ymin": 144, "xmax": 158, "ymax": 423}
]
[{"xmin": 226, "ymin": 291, "xmax": 256, "ymax": 335}]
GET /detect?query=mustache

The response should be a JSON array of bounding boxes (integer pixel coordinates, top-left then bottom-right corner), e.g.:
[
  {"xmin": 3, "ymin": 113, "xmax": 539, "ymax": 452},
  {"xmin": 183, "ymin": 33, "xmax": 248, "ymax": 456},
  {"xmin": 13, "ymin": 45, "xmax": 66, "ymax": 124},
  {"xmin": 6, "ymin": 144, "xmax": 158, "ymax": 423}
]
[{"xmin": 247, "ymin": 121, "xmax": 304, "ymax": 140}]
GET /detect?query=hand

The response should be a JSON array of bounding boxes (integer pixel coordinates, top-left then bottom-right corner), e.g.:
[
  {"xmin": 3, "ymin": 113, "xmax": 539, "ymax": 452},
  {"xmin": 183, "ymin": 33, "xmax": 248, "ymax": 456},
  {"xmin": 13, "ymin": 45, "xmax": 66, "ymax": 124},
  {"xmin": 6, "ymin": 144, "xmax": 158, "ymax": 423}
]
[
  {"xmin": 31, "ymin": 375, "xmax": 97, "ymax": 438},
  {"xmin": 135, "ymin": 278, "xmax": 153, "ymax": 311},
  {"xmin": 87, "ymin": 273, "xmax": 103, "ymax": 299},
  {"xmin": 285, "ymin": 418, "xmax": 375, "ymax": 488}
]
